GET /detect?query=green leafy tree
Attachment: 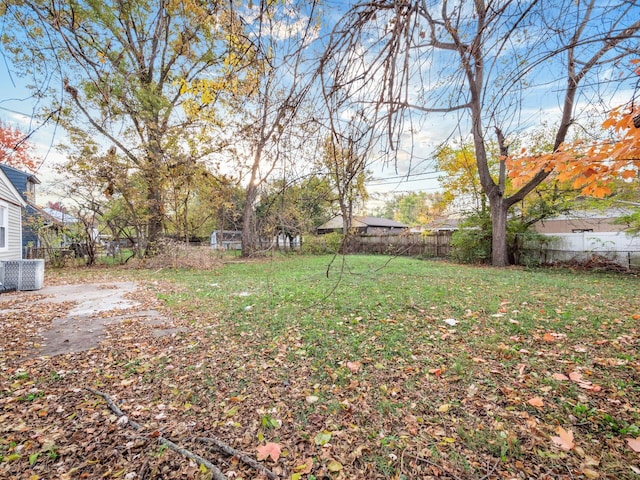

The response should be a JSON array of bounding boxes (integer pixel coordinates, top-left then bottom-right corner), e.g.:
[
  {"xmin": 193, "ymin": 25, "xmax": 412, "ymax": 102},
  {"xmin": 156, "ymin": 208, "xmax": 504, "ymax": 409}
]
[
  {"xmin": 436, "ymin": 142, "xmax": 489, "ymax": 216},
  {"xmin": 376, "ymin": 192, "xmax": 445, "ymax": 226},
  {"xmin": 256, "ymin": 175, "xmax": 334, "ymax": 247},
  {"xmin": 2, "ymin": 0, "xmax": 239, "ymax": 254},
  {"xmin": 437, "ymin": 140, "xmax": 578, "ymax": 262}
]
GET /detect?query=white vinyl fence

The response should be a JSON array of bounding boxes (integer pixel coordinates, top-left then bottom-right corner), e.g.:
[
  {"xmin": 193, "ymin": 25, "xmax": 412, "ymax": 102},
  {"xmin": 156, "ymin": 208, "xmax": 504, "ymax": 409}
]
[{"xmin": 525, "ymin": 232, "xmax": 640, "ymax": 269}]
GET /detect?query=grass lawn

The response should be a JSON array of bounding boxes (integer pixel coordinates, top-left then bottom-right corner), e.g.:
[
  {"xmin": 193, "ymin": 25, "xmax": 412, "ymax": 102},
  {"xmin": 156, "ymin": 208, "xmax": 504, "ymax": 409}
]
[{"xmin": 1, "ymin": 254, "xmax": 639, "ymax": 479}]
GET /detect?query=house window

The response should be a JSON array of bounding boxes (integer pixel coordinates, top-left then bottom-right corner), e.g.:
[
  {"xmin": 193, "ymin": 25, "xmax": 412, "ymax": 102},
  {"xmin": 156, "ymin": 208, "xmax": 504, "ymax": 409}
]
[
  {"xmin": 572, "ymin": 228, "xmax": 593, "ymax": 233},
  {"xmin": 0, "ymin": 202, "xmax": 7, "ymax": 249}
]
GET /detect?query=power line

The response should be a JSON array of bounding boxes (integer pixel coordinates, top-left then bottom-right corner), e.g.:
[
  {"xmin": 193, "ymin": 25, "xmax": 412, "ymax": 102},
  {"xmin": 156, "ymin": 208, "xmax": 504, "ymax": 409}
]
[
  {"xmin": 367, "ymin": 172, "xmax": 442, "ymax": 186},
  {"xmin": 0, "ymin": 105, "xmax": 34, "ymax": 117}
]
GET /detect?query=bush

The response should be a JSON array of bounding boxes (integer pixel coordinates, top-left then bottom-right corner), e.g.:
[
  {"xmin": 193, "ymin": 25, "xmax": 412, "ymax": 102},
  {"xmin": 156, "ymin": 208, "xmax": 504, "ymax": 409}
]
[
  {"xmin": 127, "ymin": 239, "xmax": 222, "ymax": 270},
  {"xmin": 450, "ymin": 213, "xmax": 492, "ymax": 263},
  {"xmin": 301, "ymin": 233, "xmax": 344, "ymax": 255},
  {"xmin": 451, "ymin": 212, "xmax": 550, "ymax": 265}
]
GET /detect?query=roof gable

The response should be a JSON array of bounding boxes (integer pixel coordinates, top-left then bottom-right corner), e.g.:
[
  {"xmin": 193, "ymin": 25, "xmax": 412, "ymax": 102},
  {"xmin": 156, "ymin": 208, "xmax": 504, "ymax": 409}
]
[
  {"xmin": 0, "ymin": 168, "xmax": 27, "ymax": 207},
  {"xmin": 0, "ymin": 163, "xmax": 40, "ymax": 202}
]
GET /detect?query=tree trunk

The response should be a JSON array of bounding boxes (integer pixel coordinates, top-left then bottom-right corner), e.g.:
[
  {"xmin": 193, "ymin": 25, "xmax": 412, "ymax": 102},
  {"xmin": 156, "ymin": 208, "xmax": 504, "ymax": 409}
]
[
  {"xmin": 241, "ymin": 182, "xmax": 258, "ymax": 257},
  {"xmin": 145, "ymin": 167, "xmax": 164, "ymax": 255},
  {"xmin": 490, "ymin": 197, "xmax": 509, "ymax": 267}
]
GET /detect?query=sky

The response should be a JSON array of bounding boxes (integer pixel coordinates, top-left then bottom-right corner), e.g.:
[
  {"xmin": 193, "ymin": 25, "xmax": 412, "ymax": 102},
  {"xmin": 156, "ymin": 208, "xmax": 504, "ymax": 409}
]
[
  {"xmin": 0, "ymin": 66, "xmax": 68, "ymax": 205},
  {"xmin": 0, "ymin": 0, "xmax": 450, "ymax": 211},
  {"xmin": 0, "ymin": 0, "xmax": 638, "ymax": 213}
]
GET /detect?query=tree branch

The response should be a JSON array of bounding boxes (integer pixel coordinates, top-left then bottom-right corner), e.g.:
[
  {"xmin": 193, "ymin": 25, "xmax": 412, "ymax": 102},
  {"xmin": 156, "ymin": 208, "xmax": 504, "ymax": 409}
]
[
  {"xmin": 195, "ymin": 437, "xmax": 279, "ymax": 480},
  {"xmin": 85, "ymin": 388, "xmax": 228, "ymax": 480}
]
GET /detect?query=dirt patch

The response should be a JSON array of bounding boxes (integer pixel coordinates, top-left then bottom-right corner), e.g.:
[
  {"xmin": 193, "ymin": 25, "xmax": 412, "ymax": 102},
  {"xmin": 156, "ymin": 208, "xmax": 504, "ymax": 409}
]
[{"xmin": 7, "ymin": 281, "xmax": 186, "ymax": 357}]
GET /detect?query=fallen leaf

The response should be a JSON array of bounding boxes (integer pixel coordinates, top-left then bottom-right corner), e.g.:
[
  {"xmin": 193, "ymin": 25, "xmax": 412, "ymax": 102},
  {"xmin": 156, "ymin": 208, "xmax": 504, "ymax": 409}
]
[
  {"xmin": 569, "ymin": 371, "xmax": 583, "ymax": 382},
  {"xmin": 327, "ymin": 460, "xmax": 343, "ymax": 472},
  {"xmin": 438, "ymin": 404, "xmax": 451, "ymax": 413},
  {"xmin": 224, "ymin": 406, "xmax": 238, "ymax": 417},
  {"xmin": 543, "ymin": 332, "xmax": 555, "ymax": 343},
  {"xmin": 346, "ymin": 361, "xmax": 361, "ymax": 373},
  {"xmin": 314, "ymin": 431, "xmax": 332, "ymax": 446},
  {"xmin": 551, "ymin": 426, "xmax": 575, "ymax": 451},
  {"xmin": 626, "ymin": 437, "xmax": 640, "ymax": 453},
  {"xmin": 552, "ymin": 373, "xmax": 569, "ymax": 381},
  {"xmin": 293, "ymin": 457, "xmax": 313, "ymax": 473},
  {"xmin": 527, "ymin": 397, "xmax": 544, "ymax": 408},
  {"xmin": 256, "ymin": 442, "xmax": 281, "ymax": 462},
  {"xmin": 582, "ymin": 467, "xmax": 599, "ymax": 479},
  {"xmin": 306, "ymin": 395, "xmax": 319, "ymax": 404}
]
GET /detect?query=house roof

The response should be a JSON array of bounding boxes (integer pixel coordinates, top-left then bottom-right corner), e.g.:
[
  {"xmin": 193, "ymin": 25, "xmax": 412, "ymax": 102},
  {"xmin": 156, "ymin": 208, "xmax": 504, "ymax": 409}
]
[
  {"xmin": 424, "ymin": 216, "xmax": 461, "ymax": 231},
  {"xmin": 317, "ymin": 215, "xmax": 407, "ymax": 231},
  {"xmin": 0, "ymin": 167, "xmax": 27, "ymax": 207},
  {"xmin": 0, "ymin": 163, "xmax": 40, "ymax": 201},
  {"xmin": 356, "ymin": 216, "xmax": 408, "ymax": 228},
  {"xmin": 542, "ymin": 207, "xmax": 633, "ymax": 221},
  {"xmin": 40, "ymin": 206, "xmax": 77, "ymax": 225}
]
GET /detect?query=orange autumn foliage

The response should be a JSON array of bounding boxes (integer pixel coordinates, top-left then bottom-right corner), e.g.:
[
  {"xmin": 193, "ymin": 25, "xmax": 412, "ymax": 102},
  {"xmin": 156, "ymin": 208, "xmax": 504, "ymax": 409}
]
[
  {"xmin": 507, "ymin": 105, "xmax": 640, "ymax": 198},
  {"xmin": 0, "ymin": 121, "xmax": 38, "ymax": 172}
]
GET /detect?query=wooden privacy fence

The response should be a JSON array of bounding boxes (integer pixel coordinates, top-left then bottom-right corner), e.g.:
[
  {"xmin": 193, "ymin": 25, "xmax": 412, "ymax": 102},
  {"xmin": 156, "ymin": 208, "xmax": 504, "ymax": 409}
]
[{"xmin": 343, "ymin": 231, "xmax": 453, "ymax": 257}]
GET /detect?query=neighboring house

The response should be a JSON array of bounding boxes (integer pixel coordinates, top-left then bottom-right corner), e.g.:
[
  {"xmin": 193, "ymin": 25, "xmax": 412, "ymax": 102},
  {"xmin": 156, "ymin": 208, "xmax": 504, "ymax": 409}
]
[
  {"xmin": 317, "ymin": 216, "xmax": 408, "ymax": 235},
  {"xmin": 530, "ymin": 207, "xmax": 640, "ymax": 269},
  {"xmin": 0, "ymin": 166, "xmax": 27, "ymax": 261},
  {"xmin": 420, "ymin": 216, "xmax": 461, "ymax": 233},
  {"xmin": 533, "ymin": 208, "xmax": 630, "ymax": 234},
  {"xmin": 0, "ymin": 163, "xmax": 41, "ymax": 255},
  {"xmin": 39, "ymin": 206, "xmax": 78, "ymax": 227}
]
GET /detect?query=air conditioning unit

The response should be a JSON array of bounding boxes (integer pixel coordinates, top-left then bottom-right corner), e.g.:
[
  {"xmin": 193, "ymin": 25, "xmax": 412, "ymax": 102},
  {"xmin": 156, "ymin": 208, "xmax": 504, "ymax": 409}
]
[{"xmin": 0, "ymin": 259, "xmax": 45, "ymax": 291}]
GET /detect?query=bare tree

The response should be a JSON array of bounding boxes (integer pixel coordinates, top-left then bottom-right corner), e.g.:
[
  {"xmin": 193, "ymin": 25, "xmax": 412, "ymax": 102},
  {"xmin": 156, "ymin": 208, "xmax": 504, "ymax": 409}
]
[
  {"xmin": 234, "ymin": 1, "xmax": 322, "ymax": 257},
  {"xmin": 181, "ymin": 1, "xmax": 324, "ymax": 257},
  {"xmin": 322, "ymin": 0, "xmax": 640, "ymax": 266}
]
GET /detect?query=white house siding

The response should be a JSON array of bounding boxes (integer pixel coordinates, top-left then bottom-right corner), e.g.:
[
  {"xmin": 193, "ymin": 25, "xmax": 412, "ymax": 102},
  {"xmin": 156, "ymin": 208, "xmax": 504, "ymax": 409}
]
[
  {"xmin": 0, "ymin": 202, "xmax": 23, "ymax": 261},
  {"xmin": 0, "ymin": 170, "xmax": 25, "ymax": 261},
  {"xmin": 0, "ymin": 173, "xmax": 14, "ymax": 200}
]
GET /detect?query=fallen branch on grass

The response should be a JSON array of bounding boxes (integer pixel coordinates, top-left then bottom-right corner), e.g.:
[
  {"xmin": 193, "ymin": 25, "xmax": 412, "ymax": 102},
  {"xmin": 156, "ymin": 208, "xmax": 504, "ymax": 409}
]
[
  {"xmin": 86, "ymin": 388, "xmax": 227, "ymax": 480},
  {"xmin": 195, "ymin": 436, "xmax": 279, "ymax": 480}
]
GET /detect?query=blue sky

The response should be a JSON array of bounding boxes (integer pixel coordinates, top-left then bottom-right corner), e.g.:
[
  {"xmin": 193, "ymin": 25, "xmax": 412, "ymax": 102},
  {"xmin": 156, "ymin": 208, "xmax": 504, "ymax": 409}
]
[{"xmin": 1, "ymin": 0, "xmax": 638, "ymax": 211}]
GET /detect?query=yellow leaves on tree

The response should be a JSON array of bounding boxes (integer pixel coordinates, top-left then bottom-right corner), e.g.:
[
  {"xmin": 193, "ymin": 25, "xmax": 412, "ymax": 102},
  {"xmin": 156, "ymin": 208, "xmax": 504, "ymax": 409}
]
[{"xmin": 507, "ymin": 104, "xmax": 640, "ymax": 198}]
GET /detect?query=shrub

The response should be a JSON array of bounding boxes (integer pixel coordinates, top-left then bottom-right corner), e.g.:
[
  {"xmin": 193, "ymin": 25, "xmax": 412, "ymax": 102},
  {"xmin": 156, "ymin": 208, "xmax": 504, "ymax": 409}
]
[
  {"xmin": 450, "ymin": 213, "xmax": 492, "ymax": 263},
  {"xmin": 301, "ymin": 232, "xmax": 344, "ymax": 255},
  {"xmin": 127, "ymin": 239, "xmax": 221, "ymax": 270}
]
